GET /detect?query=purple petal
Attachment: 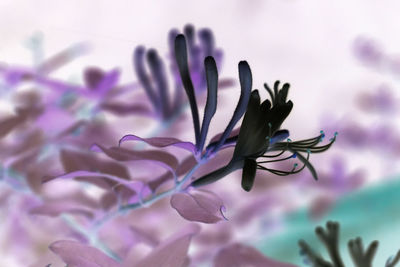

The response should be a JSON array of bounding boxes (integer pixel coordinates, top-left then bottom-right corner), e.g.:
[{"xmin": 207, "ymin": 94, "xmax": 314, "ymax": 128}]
[
  {"xmin": 119, "ymin": 134, "xmax": 197, "ymax": 155},
  {"xmin": 213, "ymin": 243, "xmax": 298, "ymax": 267},
  {"xmin": 170, "ymin": 189, "xmax": 227, "ymax": 223},
  {"xmin": 130, "ymin": 224, "xmax": 200, "ymax": 267},
  {"xmin": 49, "ymin": 240, "xmax": 120, "ymax": 267}
]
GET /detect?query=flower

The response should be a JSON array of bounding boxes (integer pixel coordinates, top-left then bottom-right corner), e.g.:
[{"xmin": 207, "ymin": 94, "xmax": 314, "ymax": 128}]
[
  {"xmin": 191, "ymin": 79, "xmax": 337, "ymax": 192},
  {"xmin": 299, "ymin": 221, "xmax": 400, "ymax": 267},
  {"xmin": 132, "ymin": 24, "xmax": 226, "ymax": 121}
]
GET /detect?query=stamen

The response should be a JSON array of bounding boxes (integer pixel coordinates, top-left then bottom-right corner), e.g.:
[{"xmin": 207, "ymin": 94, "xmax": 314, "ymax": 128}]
[
  {"xmin": 257, "ymin": 152, "xmax": 309, "ymax": 176},
  {"xmin": 257, "ymin": 153, "xmax": 296, "ymax": 164},
  {"xmin": 260, "ymin": 150, "xmax": 286, "ymax": 158}
]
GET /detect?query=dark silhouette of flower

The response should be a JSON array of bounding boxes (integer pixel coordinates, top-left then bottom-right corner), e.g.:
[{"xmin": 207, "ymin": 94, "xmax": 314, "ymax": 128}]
[
  {"xmin": 132, "ymin": 24, "xmax": 227, "ymax": 121},
  {"xmin": 299, "ymin": 221, "xmax": 400, "ymax": 267},
  {"xmin": 191, "ymin": 79, "xmax": 337, "ymax": 191}
]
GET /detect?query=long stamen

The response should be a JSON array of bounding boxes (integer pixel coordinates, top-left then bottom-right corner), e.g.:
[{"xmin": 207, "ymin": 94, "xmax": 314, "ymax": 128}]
[
  {"xmin": 257, "ymin": 152, "xmax": 310, "ymax": 176},
  {"xmin": 257, "ymin": 153, "xmax": 296, "ymax": 164},
  {"xmin": 260, "ymin": 150, "xmax": 286, "ymax": 158}
]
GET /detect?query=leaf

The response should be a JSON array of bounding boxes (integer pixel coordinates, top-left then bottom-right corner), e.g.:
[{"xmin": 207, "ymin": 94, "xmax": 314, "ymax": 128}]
[
  {"xmin": 0, "ymin": 114, "xmax": 26, "ymax": 138},
  {"xmin": 60, "ymin": 149, "xmax": 130, "ymax": 178},
  {"xmin": 170, "ymin": 189, "xmax": 227, "ymax": 223},
  {"xmin": 29, "ymin": 191, "xmax": 99, "ymax": 218},
  {"xmin": 84, "ymin": 67, "xmax": 105, "ymax": 89},
  {"xmin": 129, "ymin": 224, "xmax": 200, "ymax": 267},
  {"xmin": 100, "ymin": 102, "xmax": 153, "ymax": 117},
  {"xmin": 90, "ymin": 144, "xmax": 179, "ymax": 172},
  {"xmin": 213, "ymin": 243, "xmax": 298, "ymax": 267},
  {"xmin": 148, "ymin": 155, "xmax": 197, "ymax": 192},
  {"xmin": 29, "ymin": 202, "xmax": 94, "ymax": 218},
  {"xmin": 118, "ymin": 134, "xmax": 197, "ymax": 155},
  {"xmin": 49, "ymin": 240, "xmax": 120, "ymax": 267},
  {"xmin": 44, "ymin": 170, "xmax": 150, "ymax": 204},
  {"xmin": 95, "ymin": 68, "xmax": 120, "ymax": 96}
]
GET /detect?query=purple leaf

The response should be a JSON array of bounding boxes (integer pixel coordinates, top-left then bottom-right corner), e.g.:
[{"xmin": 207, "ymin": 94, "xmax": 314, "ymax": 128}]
[
  {"xmin": 148, "ymin": 155, "xmax": 197, "ymax": 192},
  {"xmin": 37, "ymin": 42, "xmax": 90, "ymax": 75},
  {"xmin": 84, "ymin": 67, "xmax": 105, "ymax": 89},
  {"xmin": 29, "ymin": 202, "xmax": 94, "ymax": 218},
  {"xmin": 170, "ymin": 189, "xmax": 227, "ymax": 223},
  {"xmin": 95, "ymin": 68, "xmax": 120, "ymax": 96},
  {"xmin": 129, "ymin": 224, "xmax": 200, "ymax": 267},
  {"xmin": 49, "ymin": 240, "xmax": 120, "ymax": 267},
  {"xmin": 100, "ymin": 102, "xmax": 153, "ymax": 117},
  {"xmin": 213, "ymin": 243, "xmax": 299, "ymax": 267},
  {"xmin": 119, "ymin": 134, "xmax": 197, "ymax": 155},
  {"xmin": 90, "ymin": 144, "xmax": 179, "ymax": 174},
  {"xmin": 29, "ymin": 191, "xmax": 99, "ymax": 218},
  {"xmin": 45, "ymin": 170, "xmax": 151, "ymax": 204},
  {"xmin": 130, "ymin": 226, "xmax": 159, "ymax": 247},
  {"xmin": 60, "ymin": 149, "xmax": 131, "ymax": 180},
  {"xmin": 0, "ymin": 114, "xmax": 27, "ymax": 138}
]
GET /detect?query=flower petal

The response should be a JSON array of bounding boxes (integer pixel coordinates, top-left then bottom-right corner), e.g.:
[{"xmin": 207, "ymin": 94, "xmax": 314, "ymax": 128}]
[
  {"xmin": 211, "ymin": 61, "xmax": 252, "ymax": 153},
  {"xmin": 175, "ymin": 34, "xmax": 201, "ymax": 147},
  {"xmin": 241, "ymin": 158, "xmax": 257, "ymax": 192},
  {"xmin": 198, "ymin": 56, "xmax": 218, "ymax": 152}
]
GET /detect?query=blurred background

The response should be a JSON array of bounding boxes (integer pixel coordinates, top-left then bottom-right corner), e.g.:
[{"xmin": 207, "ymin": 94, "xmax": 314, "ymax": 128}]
[{"xmin": 1, "ymin": 0, "xmax": 400, "ymax": 266}]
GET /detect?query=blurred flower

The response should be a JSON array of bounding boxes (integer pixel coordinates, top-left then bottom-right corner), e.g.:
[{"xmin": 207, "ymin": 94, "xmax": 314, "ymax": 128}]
[{"xmin": 299, "ymin": 221, "xmax": 400, "ymax": 267}]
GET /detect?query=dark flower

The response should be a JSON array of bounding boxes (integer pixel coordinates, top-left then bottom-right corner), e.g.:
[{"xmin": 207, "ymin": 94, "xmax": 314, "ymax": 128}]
[
  {"xmin": 133, "ymin": 24, "xmax": 225, "ymax": 121},
  {"xmin": 191, "ymin": 78, "xmax": 337, "ymax": 191},
  {"xmin": 173, "ymin": 33, "xmax": 252, "ymax": 154},
  {"xmin": 299, "ymin": 221, "xmax": 400, "ymax": 267}
]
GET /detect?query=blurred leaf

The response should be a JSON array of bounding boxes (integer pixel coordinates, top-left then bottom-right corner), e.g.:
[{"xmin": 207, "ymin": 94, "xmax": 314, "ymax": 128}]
[
  {"xmin": 171, "ymin": 189, "xmax": 227, "ymax": 223},
  {"xmin": 214, "ymin": 243, "xmax": 298, "ymax": 267},
  {"xmin": 49, "ymin": 240, "xmax": 120, "ymax": 267}
]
